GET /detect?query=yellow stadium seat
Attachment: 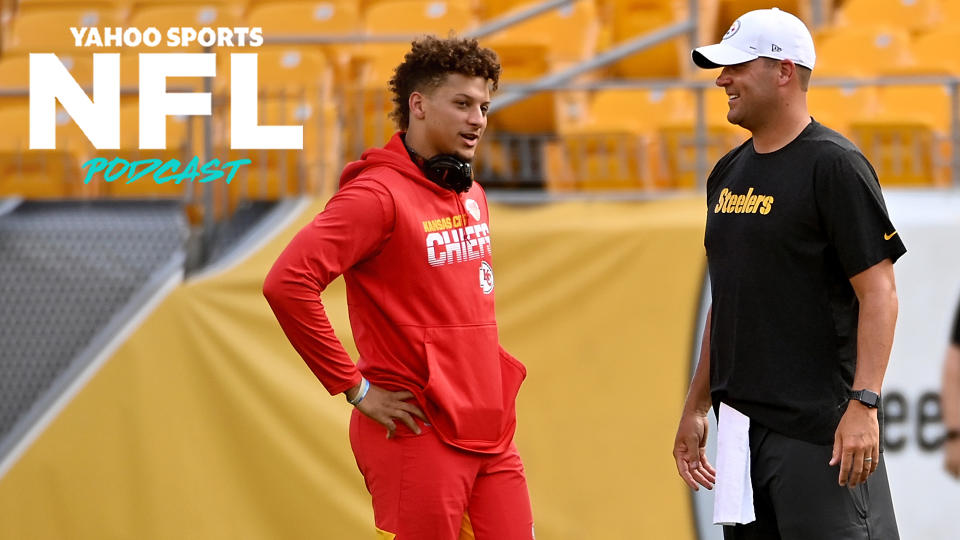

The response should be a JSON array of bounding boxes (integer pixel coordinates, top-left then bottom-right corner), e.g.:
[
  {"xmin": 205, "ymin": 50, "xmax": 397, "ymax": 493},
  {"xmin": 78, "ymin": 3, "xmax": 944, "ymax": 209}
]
[
  {"xmin": 835, "ymin": 0, "xmax": 939, "ymax": 33},
  {"xmin": 11, "ymin": 0, "xmax": 118, "ymax": 20},
  {"xmin": 650, "ymin": 82, "xmax": 743, "ymax": 128},
  {"xmin": 362, "ymin": 0, "xmax": 476, "ymax": 11},
  {"xmin": 560, "ymin": 130, "xmax": 660, "ymax": 189},
  {"xmin": 658, "ymin": 123, "xmax": 747, "ymax": 188},
  {"xmin": 540, "ymin": 138, "xmax": 577, "ymax": 190},
  {"xmin": 472, "ymin": 133, "xmax": 565, "ymax": 190},
  {"xmin": 0, "ymin": 5, "xmax": 11, "ymax": 50},
  {"xmin": 814, "ymin": 26, "xmax": 913, "ymax": 76},
  {"xmin": 702, "ymin": 85, "xmax": 740, "ymax": 123},
  {"xmin": 0, "ymin": 100, "xmax": 94, "ymax": 198},
  {"xmin": 5, "ymin": 51, "xmax": 191, "ymax": 95},
  {"xmin": 850, "ymin": 121, "xmax": 939, "ymax": 185},
  {"xmin": 213, "ymin": 45, "xmax": 334, "ymax": 100},
  {"xmin": 208, "ymin": 97, "xmax": 333, "ymax": 206},
  {"xmin": 0, "ymin": 53, "xmax": 94, "ymax": 93},
  {"xmin": 812, "ymin": 19, "xmax": 958, "ymax": 187},
  {"xmin": 480, "ymin": 0, "xmax": 533, "ymax": 19},
  {"xmin": 483, "ymin": 42, "xmax": 573, "ymax": 134},
  {"xmin": 116, "ymin": 53, "xmax": 140, "ymax": 90},
  {"xmin": 14, "ymin": 1, "xmax": 119, "ymax": 12},
  {"xmin": 909, "ymin": 26, "xmax": 960, "ymax": 74},
  {"xmin": 364, "ymin": 0, "xmax": 477, "ymax": 34},
  {"xmin": 258, "ymin": 95, "xmax": 340, "ymax": 194},
  {"xmin": 873, "ymin": 83, "xmax": 953, "ymax": 133},
  {"xmin": 249, "ymin": 0, "xmax": 362, "ymax": 35},
  {"xmin": 112, "ymin": 53, "xmax": 209, "ymax": 93},
  {"xmin": 608, "ymin": 0, "xmax": 687, "ymax": 78},
  {"xmin": 807, "ymin": 84, "xmax": 879, "ymax": 137},
  {"xmin": 247, "ymin": 0, "xmax": 363, "ymax": 71},
  {"xmin": 108, "ymin": 54, "xmax": 207, "ymax": 155},
  {"xmin": 111, "ymin": 0, "xmax": 240, "ymax": 19},
  {"xmin": 557, "ymin": 87, "xmax": 693, "ymax": 189},
  {"xmin": 348, "ymin": 42, "xmax": 410, "ymax": 89},
  {"xmin": 644, "ymin": 85, "xmax": 749, "ymax": 188},
  {"xmin": 294, "ymin": 102, "xmax": 341, "ymax": 195},
  {"xmin": 487, "ymin": 40, "xmax": 550, "ymax": 80},
  {"xmin": 551, "ymin": 86, "xmax": 748, "ymax": 190},
  {"xmin": 125, "ymin": 0, "xmax": 240, "ymax": 4},
  {"xmin": 850, "ymin": 82, "xmax": 953, "ymax": 186},
  {"xmin": 486, "ymin": 0, "xmax": 599, "ymax": 64},
  {"xmin": 0, "ymin": 99, "xmax": 96, "ymax": 158},
  {"xmin": 218, "ymin": 46, "xmax": 339, "ymax": 191},
  {"xmin": 339, "ymin": 42, "xmax": 404, "ymax": 159},
  {"xmin": 937, "ymin": 0, "xmax": 960, "ymax": 21},
  {"xmin": 128, "ymin": 4, "xmax": 242, "ymax": 51},
  {"xmin": 252, "ymin": 46, "xmax": 333, "ymax": 94},
  {"xmin": 582, "ymin": 87, "xmax": 692, "ymax": 133},
  {"xmin": 715, "ymin": 0, "xmax": 812, "ymax": 33},
  {"xmin": 716, "ymin": 0, "xmax": 806, "ymax": 15},
  {"xmin": 0, "ymin": 150, "xmax": 82, "ymax": 198},
  {"xmin": 215, "ymin": 146, "xmax": 303, "ymax": 205},
  {"xmin": 843, "ymin": 28, "xmax": 958, "ymax": 188},
  {"xmin": 7, "ymin": 5, "xmax": 122, "ymax": 52},
  {"xmin": 118, "ymin": 98, "xmax": 194, "ymax": 157},
  {"xmin": 341, "ymin": 87, "xmax": 396, "ymax": 160}
]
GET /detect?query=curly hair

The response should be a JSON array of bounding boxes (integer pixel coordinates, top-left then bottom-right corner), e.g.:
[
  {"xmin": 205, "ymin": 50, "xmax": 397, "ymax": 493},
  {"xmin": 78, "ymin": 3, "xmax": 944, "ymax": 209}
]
[{"xmin": 388, "ymin": 35, "xmax": 501, "ymax": 131}]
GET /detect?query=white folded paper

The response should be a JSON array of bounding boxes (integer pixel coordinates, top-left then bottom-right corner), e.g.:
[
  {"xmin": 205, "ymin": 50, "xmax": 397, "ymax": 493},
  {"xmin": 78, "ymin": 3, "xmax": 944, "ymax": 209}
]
[{"xmin": 713, "ymin": 402, "xmax": 756, "ymax": 526}]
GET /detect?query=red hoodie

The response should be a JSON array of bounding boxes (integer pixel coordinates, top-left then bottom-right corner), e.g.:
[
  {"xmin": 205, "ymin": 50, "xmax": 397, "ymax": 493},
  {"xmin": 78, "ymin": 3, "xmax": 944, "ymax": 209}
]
[{"xmin": 263, "ymin": 133, "xmax": 526, "ymax": 454}]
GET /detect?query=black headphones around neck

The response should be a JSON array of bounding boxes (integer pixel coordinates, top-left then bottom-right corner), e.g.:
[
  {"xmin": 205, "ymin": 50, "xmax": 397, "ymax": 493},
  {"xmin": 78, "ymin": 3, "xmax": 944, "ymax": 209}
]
[{"xmin": 404, "ymin": 140, "xmax": 474, "ymax": 193}]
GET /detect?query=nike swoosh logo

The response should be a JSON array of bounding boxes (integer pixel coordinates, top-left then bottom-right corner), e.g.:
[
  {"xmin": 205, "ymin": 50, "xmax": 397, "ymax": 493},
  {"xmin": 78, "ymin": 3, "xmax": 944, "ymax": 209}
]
[{"xmin": 884, "ymin": 231, "xmax": 898, "ymax": 241}]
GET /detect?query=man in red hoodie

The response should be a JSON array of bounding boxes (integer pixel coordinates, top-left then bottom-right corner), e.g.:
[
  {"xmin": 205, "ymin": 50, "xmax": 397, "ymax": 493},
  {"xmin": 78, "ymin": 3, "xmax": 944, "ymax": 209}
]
[{"xmin": 263, "ymin": 36, "xmax": 533, "ymax": 540}]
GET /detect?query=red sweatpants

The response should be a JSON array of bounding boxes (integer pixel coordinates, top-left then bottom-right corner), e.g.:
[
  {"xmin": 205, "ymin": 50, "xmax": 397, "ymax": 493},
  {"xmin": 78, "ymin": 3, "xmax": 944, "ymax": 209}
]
[{"xmin": 349, "ymin": 408, "xmax": 534, "ymax": 540}]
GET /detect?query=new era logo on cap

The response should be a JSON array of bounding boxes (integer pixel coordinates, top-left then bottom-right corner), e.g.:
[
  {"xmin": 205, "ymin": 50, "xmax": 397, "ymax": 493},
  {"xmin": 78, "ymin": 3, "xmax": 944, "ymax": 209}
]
[{"xmin": 692, "ymin": 8, "xmax": 816, "ymax": 70}]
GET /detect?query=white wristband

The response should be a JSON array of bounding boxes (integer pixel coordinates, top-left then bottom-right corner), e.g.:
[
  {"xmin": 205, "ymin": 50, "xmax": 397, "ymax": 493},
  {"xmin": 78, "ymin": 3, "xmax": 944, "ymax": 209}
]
[{"xmin": 347, "ymin": 377, "xmax": 370, "ymax": 407}]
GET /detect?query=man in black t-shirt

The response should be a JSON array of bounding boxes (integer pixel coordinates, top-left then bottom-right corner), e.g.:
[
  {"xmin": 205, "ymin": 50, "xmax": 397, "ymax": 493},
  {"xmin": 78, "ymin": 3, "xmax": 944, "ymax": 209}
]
[
  {"xmin": 942, "ymin": 298, "xmax": 960, "ymax": 478},
  {"xmin": 671, "ymin": 8, "xmax": 905, "ymax": 539}
]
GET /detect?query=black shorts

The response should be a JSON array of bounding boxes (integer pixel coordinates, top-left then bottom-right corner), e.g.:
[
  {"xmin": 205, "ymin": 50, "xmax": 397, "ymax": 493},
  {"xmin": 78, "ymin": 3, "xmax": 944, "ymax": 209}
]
[{"xmin": 723, "ymin": 423, "xmax": 899, "ymax": 540}]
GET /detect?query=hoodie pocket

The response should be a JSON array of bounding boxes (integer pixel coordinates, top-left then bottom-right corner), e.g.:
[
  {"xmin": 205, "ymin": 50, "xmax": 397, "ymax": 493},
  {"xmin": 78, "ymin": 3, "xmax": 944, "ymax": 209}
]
[{"xmin": 423, "ymin": 325, "xmax": 525, "ymax": 445}]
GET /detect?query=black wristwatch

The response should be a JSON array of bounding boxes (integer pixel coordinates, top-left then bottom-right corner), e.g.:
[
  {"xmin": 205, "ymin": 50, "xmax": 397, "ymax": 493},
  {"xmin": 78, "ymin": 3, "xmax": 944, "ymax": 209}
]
[{"xmin": 850, "ymin": 389, "xmax": 881, "ymax": 409}]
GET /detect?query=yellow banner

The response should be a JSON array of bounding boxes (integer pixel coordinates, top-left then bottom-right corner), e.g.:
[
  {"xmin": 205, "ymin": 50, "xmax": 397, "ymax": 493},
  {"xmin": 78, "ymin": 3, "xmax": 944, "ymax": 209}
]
[{"xmin": 0, "ymin": 196, "xmax": 707, "ymax": 540}]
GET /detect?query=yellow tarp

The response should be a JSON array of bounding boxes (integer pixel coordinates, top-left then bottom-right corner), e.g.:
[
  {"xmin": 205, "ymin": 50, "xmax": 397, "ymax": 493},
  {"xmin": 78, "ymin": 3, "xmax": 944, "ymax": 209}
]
[{"xmin": 0, "ymin": 196, "xmax": 707, "ymax": 540}]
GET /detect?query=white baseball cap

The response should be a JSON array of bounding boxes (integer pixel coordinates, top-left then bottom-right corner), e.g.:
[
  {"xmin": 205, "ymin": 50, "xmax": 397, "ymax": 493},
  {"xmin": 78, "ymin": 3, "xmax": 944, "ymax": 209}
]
[{"xmin": 692, "ymin": 8, "xmax": 816, "ymax": 70}]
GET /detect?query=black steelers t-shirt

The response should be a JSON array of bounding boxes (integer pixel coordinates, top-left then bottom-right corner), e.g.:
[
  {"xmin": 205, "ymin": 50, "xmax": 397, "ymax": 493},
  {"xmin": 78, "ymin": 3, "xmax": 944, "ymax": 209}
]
[{"xmin": 704, "ymin": 119, "xmax": 907, "ymax": 445}]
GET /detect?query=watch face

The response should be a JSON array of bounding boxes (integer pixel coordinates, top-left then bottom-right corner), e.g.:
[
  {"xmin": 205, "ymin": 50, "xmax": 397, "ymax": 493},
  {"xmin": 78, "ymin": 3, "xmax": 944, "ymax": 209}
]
[{"xmin": 854, "ymin": 389, "xmax": 881, "ymax": 407}]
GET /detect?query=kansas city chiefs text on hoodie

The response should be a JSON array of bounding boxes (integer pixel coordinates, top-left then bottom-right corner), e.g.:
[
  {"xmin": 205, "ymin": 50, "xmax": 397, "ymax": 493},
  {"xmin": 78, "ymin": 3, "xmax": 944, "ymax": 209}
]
[{"xmin": 263, "ymin": 133, "xmax": 526, "ymax": 454}]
